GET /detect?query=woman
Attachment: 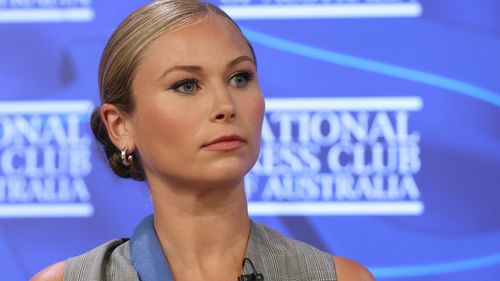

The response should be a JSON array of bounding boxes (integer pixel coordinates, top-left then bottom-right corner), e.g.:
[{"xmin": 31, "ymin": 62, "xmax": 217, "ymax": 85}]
[{"xmin": 32, "ymin": 0, "xmax": 374, "ymax": 280}]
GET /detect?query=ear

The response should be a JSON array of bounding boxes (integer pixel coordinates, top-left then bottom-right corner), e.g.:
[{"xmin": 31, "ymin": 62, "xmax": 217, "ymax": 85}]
[{"xmin": 100, "ymin": 103, "xmax": 136, "ymax": 153}]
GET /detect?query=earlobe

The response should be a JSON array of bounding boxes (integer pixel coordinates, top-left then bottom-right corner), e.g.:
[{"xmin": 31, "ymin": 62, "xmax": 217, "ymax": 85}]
[{"xmin": 100, "ymin": 103, "xmax": 136, "ymax": 153}]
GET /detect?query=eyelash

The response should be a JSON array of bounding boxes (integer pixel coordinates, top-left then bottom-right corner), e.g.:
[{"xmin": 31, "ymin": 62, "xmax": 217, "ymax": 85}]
[
  {"xmin": 233, "ymin": 69, "xmax": 255, "ymax": 84},
  {"xmin": 169, "ymin": 70, "xmax": 256, "ymax": 94},
  {"xmin": 171, "ymin": 78, "xmax": 199, "ymax": 93}
]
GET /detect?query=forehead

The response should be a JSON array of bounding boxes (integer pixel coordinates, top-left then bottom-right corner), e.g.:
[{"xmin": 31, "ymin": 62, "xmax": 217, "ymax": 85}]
[{"xmin": 140, "ymin": 15, "xmax": 252, "ymax": 70}]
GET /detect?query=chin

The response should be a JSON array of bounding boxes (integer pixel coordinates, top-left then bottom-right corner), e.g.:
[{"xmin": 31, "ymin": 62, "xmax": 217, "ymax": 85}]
[{"xmin": 204, "ymin": 161, "xmax": 252, "ymax": 186}]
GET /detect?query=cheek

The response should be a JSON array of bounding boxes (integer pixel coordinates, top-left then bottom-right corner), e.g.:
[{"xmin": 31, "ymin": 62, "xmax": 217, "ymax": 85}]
[
  {"xmin": 132, "ymin": 102, "xmax": 195, "ymax": 162},
  {"xmin": 250, "ymin": 93, "xmax": 265, "ymax": 134},
  {"xmin": 248, "ymin": 94, "xmax": 265, "ymax": 166}
]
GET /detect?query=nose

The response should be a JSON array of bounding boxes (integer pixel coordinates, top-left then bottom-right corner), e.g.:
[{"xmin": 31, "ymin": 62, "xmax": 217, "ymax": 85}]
[{"xmin": 211, "ymin": 87, "xmax": 236, "ymax": 122}]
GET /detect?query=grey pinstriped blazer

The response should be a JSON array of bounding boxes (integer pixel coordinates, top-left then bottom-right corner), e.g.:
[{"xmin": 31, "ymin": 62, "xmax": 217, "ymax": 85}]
[{"xmin": 64, "ymin": 221, "xmax": 337, "ymax": 281}]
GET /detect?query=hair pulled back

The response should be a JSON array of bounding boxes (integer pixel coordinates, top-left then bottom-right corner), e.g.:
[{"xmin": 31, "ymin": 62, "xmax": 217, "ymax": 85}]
[{"xmin": 91, "ymin": 0, "xmax": 255, "ymax": 181}]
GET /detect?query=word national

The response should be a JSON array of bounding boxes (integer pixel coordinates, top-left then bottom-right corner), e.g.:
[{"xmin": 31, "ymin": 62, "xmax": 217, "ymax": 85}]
[
  {"xmin": 0, "ymin": 101, "xmax": 94, "ymax": 217},
  {"xmin": 246, "ymin": 97, "xmax": 424, "ymax": 216}
]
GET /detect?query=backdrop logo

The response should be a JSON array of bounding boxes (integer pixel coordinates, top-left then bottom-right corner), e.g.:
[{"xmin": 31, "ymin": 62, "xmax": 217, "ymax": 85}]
[
  {"xmin": 218, "ymin": 0, "xmax": 422, "ymax": 20},
  {"xmin": 0, "ymin": 0, "xmax": 94, "ymax": 23},
  {"xmin": 246, "ymin": 97, "xmax": 424, "ymax": 216},
  {"xmin": 0, "ymin": 101, "xmax": 94, "ymax": 218}
]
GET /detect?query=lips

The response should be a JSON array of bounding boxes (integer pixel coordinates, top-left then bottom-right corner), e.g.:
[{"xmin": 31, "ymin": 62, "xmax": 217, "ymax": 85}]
[{"xmin": 202, "ymin": 134, "xmax": 246, "ymax": 151}]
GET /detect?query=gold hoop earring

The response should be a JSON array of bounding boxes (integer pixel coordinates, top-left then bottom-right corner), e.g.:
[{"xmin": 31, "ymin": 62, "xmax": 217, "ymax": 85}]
[{"xmin": 121, "ymin": 147, "xmax": 133, "ymax": 166}]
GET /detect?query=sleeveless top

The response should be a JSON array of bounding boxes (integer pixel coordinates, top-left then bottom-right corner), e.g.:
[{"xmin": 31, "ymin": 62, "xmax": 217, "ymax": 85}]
[{"xmin": 64, "ymin": 221, "xmax": 337, "ymax": 281}]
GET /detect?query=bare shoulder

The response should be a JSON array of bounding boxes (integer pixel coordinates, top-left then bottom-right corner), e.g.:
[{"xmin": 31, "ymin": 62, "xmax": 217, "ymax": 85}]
[
  {"xmin": 333, "ymin": 256, "xmax": 375, "ymax": 281},
  {"xmin": 30, "ymin": 261, "xmax": 65, "ymax": 281}
]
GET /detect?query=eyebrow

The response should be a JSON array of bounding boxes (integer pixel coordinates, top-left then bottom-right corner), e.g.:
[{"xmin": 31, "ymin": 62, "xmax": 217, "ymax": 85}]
[{"xmin": 158, "ymin": 55, "xmax": 255, "ymax": 80}]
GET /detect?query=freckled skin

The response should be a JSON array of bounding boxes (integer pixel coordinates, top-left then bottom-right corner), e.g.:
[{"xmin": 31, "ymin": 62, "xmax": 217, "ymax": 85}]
[
  {"xmin": 129, "ymin": 16, "xmax": 265, "ymax": 191},
  {"xmin": 30, "ymin": 14, "xmax": 374, "ymax": 281}
]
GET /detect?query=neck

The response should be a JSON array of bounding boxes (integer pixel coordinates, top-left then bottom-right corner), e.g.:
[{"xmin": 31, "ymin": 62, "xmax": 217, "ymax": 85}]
[{"xmin": 148, "ymin": 177, "xmax": 250, "ymax": 280}]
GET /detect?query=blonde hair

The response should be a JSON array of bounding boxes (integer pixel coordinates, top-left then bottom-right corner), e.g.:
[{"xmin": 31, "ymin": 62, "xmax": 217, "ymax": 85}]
[{"xmin": 91, "ymin": 0, "xmax": 256, "ymax": 181}]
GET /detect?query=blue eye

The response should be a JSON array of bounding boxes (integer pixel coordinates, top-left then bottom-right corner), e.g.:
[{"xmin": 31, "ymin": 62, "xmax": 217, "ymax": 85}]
[
  {"xmin": 229, "ymin": 71, "xmax": 255, "ymax": 88},
  {"xmin": 172, "ymin": 79, "xmax": 199, "ymax": 94}
]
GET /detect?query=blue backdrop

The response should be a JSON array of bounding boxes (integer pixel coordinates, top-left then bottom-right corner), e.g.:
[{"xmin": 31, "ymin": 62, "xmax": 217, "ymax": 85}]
[{"xmin": 1, "ymin": 0, "xmax": 499, "ymax": 280}]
